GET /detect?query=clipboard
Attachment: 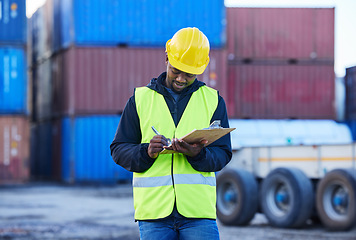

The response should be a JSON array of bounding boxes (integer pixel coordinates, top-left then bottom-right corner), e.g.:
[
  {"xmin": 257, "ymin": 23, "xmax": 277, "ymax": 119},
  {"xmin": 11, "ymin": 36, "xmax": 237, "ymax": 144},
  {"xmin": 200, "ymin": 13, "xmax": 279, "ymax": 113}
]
[{"xmin": 160, "ymin": 127, "xmax": 236, "ymax": 154}]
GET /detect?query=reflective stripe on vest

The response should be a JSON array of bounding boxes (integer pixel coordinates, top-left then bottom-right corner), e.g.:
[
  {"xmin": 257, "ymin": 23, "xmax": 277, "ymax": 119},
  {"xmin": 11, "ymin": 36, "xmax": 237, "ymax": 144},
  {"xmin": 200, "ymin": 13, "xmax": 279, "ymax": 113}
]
[
  {"xmin": 133, "ymin": 174, "xmax": 216, "ymax": 188},
  {"xmin": 134, "ymin": 85, "xmax": 218, "ymax": 220}
]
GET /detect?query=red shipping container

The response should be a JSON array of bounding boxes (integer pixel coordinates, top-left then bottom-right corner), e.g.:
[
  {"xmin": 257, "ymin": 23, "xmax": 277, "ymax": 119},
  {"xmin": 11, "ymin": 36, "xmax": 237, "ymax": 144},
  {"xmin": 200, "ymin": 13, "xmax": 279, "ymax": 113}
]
[
  {"xmin": 227, "ymin": 8, "xmax": 334, "ymax": 61},
  {"xmin": 345, "ymin": 66, "xmax": 356, "ymax": 120},
  {"xmin": 51, "ymin": 47, "xmax": 227, "ymax": 116},
  {"xmin": 0, "ymin": 116, "xmax": 30, "ymax": 183},
  {"xmin": 227, "ymin": 64, "xmax": 335, "ymax": 119}
]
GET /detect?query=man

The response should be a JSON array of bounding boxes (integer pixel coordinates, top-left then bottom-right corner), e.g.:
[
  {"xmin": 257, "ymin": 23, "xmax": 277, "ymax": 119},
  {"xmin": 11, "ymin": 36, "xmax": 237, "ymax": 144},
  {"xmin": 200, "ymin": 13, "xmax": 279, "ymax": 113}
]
[{"xmin": 110, "ymin": 27, "xmax": 232, "ymax": 240}]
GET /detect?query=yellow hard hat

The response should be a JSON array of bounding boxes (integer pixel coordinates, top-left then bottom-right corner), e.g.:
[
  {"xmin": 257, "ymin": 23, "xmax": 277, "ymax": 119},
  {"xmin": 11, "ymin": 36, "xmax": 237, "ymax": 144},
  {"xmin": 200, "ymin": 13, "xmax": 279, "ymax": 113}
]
[{"xmin": 165, "ymin": 27, "xmax": 210, "ymax": 75}]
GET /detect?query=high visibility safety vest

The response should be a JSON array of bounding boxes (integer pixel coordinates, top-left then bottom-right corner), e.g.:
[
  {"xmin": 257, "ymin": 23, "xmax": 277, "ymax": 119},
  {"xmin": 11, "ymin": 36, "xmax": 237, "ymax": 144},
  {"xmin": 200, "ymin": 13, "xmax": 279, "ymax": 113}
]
[{"xmin": 134, "ymin": 85, "xmax": 218, "ymax": 220}]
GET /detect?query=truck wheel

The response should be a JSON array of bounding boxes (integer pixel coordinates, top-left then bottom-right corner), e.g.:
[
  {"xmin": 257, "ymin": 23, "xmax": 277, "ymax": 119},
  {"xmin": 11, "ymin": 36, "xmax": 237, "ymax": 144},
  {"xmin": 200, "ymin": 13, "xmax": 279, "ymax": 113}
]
[
  {"xmin": 260, "ymin": 167, "xmax": 314, "ymax": 228},
  {"xmin": 316, "ymin": 168, "xmax": 356, "ymax": 231},
  {"xmin": 216, "ymin": 168, "xmax": 258, "ymax": 225}
]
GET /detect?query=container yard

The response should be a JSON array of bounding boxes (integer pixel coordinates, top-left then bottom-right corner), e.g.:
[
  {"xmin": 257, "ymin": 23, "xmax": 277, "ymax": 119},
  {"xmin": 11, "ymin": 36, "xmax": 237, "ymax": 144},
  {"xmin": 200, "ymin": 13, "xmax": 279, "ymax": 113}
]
[
  {"xmin": 1, "ymin": 0, "xmax": 356, "ymax": 239},
  {"xmin": 1, "ymin": 0, "xmax": 29, "ymax": 185}
]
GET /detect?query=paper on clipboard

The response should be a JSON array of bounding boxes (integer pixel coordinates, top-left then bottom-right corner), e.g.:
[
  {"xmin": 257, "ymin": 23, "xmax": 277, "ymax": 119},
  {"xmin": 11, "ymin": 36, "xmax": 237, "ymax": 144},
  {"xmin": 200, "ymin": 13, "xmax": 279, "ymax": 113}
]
[{"xmin": 160, "ymin": 127, "xmax": 236, "ymax": 154}]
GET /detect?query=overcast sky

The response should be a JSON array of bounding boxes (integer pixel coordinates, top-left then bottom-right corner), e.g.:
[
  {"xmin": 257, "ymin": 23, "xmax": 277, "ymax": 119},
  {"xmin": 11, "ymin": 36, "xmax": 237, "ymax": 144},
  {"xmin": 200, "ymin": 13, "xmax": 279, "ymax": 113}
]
[{"xmin": 26, "ymin": 0, "xmax": 356, "ymax": 77}]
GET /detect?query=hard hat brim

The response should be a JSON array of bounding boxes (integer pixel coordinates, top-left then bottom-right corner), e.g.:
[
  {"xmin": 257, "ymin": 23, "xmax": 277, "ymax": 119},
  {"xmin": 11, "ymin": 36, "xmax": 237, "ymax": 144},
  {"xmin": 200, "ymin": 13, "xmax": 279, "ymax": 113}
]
[{"xmin": 167, "ymin": 51, "xmax": 209, "ymax": 75}]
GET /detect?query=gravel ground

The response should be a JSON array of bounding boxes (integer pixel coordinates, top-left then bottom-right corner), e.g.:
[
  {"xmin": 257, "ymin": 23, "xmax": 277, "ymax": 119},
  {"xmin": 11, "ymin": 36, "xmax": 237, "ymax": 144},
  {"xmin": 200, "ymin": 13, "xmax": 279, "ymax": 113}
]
[{"xmin": 0, "ymin": 183, "xmax": 355, "ymax": 240}]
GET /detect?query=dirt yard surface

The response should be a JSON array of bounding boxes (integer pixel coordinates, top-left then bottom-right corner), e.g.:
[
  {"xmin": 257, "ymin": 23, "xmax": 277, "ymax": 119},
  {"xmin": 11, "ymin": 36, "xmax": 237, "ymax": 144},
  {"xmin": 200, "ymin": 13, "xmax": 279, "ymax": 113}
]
[{"xmin": 0, "ymin": 183, "xmax": 355, "ymax": 240}]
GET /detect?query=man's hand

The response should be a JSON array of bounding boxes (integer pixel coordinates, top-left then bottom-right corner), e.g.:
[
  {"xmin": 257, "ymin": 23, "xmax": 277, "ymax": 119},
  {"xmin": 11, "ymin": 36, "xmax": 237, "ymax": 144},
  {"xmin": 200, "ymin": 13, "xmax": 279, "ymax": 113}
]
[
  {"xmin": 166, "ymin": 138, "xmax": 208, "ymax": 157},
  {"xmin": 148, "ymin": 135, "xmax": 170, "ymax": 158}
]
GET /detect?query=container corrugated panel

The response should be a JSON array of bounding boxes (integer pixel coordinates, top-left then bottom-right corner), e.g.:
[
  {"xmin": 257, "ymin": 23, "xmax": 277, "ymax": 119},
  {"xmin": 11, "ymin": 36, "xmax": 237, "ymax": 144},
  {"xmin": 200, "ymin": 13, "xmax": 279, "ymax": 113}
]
[
  {"xmin": 200, "ymin": 49, "xmax": 228, "ymax": 100},
  {"xmin": 29, "ymin": 121, "xmax": 53, "ymax": 180},
  {"xmin": 0, "ymin": 116, "xmax": 29, "ymax": 183},
  {"xmin": 53, "ymin": 115, "xmax": 131, "ymax": 183},
  {"xmin": 29, "ymin": 0, "xmax": 53, "ymax": 64},
  {"xmin": 0, "ymin": 0, "xmax": 26, "ymax": 44},
  {"xmin": 0, "ymin": 47, "xmax": 27, "ymax": 114},
  {"xmin": 33, "ymin": 59, "xmax": 52, "ymax": 121},
  {"xmin": 53, "ymin": 0, "xmax": 225, "ymax": 50},
  {"xmin": 51, "ymin": 47, "xmax": 226, "ymax": 116},
  {"xmin": 227, "ymin": 8, "xmax": 334, "ymax": 61},
  {"xmin": 345, "ymin": 66, "xmax": 356, "ymax": 120},
  {"xmin": 28, "ymin": 65, "xmax": 36, "ymax": 122},
  {"xmin": 227, "ymin": 64, "xmax": 335, "ymax": 119}
]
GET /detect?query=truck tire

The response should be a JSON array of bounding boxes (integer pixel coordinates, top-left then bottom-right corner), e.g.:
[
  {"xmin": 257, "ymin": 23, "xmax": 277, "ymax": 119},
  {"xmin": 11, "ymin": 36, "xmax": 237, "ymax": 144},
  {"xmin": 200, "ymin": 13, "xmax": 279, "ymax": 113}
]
[
  {"xmin": 260, "ymin": 167, "xmax": 314, "ymax": 228},
  {"xmin": 316, "ymin": 168, "xmax": 356, "ymax": 231},
  {"xmin": 216, "ymin": 168, "xmax": 258, "ymax": 225}
]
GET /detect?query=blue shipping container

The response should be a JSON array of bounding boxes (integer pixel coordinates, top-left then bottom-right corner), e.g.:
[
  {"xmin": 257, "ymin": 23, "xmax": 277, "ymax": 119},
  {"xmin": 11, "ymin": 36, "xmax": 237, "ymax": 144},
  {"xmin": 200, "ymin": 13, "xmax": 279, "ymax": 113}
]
[
  {"xmin": 0, "ymin": 0, "xmax": 26, "ymax": 44},
  {"xmin": 345, "ymin": 120, "xmax": 356, "ymax": 141},
  {"xmin": 53, "ymin": 0, "xmax": 225, "ymax": 51},
  {"xmin": 0, "ymin": 47, "xmax": 27, "ymax": 114},
  {"xmin": 60, "ymin": 115, "xmax": 132, "ymax": 183},
  {"xmin": 30, "ymin": 121, "xmax": 53, "ymax": 180}
]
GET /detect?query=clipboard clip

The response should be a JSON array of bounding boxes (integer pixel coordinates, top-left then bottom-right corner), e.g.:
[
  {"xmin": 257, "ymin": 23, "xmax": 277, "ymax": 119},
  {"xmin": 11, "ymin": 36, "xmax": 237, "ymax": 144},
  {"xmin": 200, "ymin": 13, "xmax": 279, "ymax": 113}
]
[{"xmin": 207, "ymin": 120, "xmax": 221, "ymax": 129}]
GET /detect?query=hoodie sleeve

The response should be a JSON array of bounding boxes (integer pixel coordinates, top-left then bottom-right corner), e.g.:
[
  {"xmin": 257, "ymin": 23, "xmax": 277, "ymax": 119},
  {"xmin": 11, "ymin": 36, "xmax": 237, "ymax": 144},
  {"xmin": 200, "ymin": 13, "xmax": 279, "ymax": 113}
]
[
  {"xmin": 110, "ymin": 95, "xmax": 156, "ymax": 173},
  {"xmin": 186, "ymin": 95, "xmax": 232, "ymax": 172}
]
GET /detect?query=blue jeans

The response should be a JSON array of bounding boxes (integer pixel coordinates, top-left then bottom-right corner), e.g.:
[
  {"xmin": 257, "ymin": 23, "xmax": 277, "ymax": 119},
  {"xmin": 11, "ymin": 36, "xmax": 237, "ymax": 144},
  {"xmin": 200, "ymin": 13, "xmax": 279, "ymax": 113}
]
[{"xmin": 138, "ymin": 217, "xmax": 220, "ymax": 240}]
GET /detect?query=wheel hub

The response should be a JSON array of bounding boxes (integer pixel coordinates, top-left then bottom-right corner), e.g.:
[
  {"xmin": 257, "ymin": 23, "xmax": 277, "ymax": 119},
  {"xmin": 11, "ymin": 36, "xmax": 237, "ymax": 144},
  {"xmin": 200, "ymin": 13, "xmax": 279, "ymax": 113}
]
[
  {"xmin": 275, "ymin": 185, "xmax": 290, "ymax": 212},
  {"xmin": 331, "ymin": 187, "xmax": 348, "ymax": 215}
]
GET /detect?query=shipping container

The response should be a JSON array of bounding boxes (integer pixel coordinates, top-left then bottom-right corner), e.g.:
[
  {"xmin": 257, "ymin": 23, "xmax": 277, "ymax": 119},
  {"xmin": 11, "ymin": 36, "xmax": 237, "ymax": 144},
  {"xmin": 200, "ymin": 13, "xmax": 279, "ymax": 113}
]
[
  {"xmin": 0, "ymin": 116, "xmax": 30, "ymax": 183},
  {"xmin": 0, "ymin": 0, "xmax": 26, "ymax": 44},
  {"xmin": 227, "ymin": 64, "xmax": 335, "ymax": 119},
  {"xmin": 28, "ymin": 0, "xmax": 53, "ymax": 65},
  {"xmin": 345, "ymin": 120, "xmax": 356, "ymax": 141},
  {"xmin": 345, "ymin": 66, "xmax": 356, "ymax": 120},
  {"xmin": 33, "ymin": 59, "xmax": 52, "ymax": 121},
  {"xmin": 51, "ymin": 47, "xmax": 226, "ymax": 116},
  {"xmin": 0, "ymin": 47, "xmax": 27, "ymax": 114},
  {"xmin": 227, "ymin": 8, "xmax": 334, "ymax": 61},
  {"xmin": 52, "ymin": 0, "xmax": 225, "ymax": 51},
  {"xmin": 52, "ymin": 115, "xmax": 131, "ymax": 183},
  {"xmin": 28, "ymin": 65, "xmax": 35, "ymax": 122},
  {"xmin": 29, "ymin": 121, "xmax": 53, "ymax": 180},
  {"xmin": 200, "ymin": 49, "xmax": 228, "ymax": 100}
]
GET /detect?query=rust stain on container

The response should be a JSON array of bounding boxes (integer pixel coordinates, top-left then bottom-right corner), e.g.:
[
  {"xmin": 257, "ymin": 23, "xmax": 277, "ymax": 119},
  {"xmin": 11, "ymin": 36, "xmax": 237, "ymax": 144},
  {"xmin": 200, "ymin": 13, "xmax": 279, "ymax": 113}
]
[{"xmin": 0, "ymin": 116, "xmax": 30, "ymax": 183}]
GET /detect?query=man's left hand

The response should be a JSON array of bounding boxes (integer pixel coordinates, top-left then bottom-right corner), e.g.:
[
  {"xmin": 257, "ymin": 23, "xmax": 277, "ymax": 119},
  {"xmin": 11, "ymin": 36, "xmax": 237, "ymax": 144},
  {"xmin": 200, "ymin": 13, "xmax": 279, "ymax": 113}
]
[{"xmin": 166, "ymin": 138, "xmax": 208, "ymax": 157}]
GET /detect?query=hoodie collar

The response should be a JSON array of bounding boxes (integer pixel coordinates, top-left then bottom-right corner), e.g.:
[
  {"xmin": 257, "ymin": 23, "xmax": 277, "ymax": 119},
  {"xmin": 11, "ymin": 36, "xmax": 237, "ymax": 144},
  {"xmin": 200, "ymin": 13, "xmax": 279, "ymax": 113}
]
[{"xmin": 147, "ymin": 72, "xmax": 206, "ymax": 97}]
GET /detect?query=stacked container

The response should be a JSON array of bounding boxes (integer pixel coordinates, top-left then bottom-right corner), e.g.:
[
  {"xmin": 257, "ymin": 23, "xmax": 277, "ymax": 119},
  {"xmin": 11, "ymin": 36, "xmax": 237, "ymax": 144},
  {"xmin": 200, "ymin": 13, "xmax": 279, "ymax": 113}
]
[
  {"xmin": 0, "ymin": 0, "xmax": 29, "ymax": 183},
  {"xmin": 29, "ymin": 0, "xmax": 227, "ymax": 183},
  {"xmin": 345, "ymin": 66, "xmax": 356, "ymax": 140},
  {"xmin": 226, "ymin": 8, "xmax": 335, "ymax": 119}
]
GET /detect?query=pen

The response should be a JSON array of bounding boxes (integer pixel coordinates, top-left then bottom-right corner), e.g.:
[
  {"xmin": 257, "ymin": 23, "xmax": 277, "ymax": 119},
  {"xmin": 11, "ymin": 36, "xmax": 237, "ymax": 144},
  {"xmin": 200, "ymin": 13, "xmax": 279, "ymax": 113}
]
[
  {"xmin": 151, "ymin": 126, "xmax": 161, "ymax": 136},
  {"xmin": 151, "ymin": 126, "xmax": 171, "ymax": 145}
]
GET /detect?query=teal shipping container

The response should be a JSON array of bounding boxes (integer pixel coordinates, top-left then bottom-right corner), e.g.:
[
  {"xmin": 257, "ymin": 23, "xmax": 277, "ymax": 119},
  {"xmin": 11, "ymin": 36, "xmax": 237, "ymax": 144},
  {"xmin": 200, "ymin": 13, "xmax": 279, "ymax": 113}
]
[
  {"xmin": 52, "ymin": 0, "xmax": 225, "ymax": 51},
  {"xmin": 0, "ymin": 0, "xmax": 27, "ymax": 44},
  {"xmin": 0, "ymin": 47, "xmax": 27, "ymax": 114},
  {"xmin": 55, "ymin": 115, "xmax": 132, "ymax": 183}
]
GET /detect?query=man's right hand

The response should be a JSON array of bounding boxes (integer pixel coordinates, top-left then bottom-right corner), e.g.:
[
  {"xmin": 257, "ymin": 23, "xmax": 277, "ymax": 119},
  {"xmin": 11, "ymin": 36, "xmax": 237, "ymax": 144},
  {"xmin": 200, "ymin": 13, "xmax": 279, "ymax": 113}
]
[{"xmin": 148, "ymin": 135, "xmax": 170, "ymax": 158}]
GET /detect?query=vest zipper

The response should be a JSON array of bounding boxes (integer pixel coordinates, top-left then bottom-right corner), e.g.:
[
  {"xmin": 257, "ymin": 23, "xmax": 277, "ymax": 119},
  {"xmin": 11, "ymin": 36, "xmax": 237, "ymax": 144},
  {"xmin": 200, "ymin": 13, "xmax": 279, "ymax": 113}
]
[
  {"xmin": 172, "ymin": 99, "xmax": 177, "ymax": 188},
  {"xmin": 171, "ymin": 154, "xmax": 175, "ymax": 188}
]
